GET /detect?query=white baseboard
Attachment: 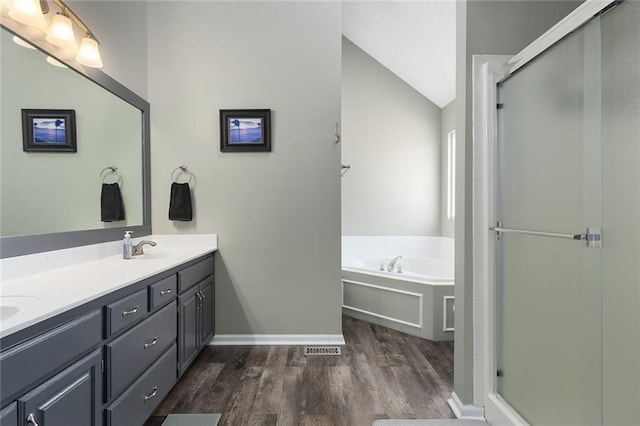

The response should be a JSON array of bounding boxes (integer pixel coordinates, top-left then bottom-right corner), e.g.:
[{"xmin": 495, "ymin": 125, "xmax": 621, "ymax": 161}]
[
  {"xmin": 484, "ymin": 393, "xmax": 529, "ymax": 426},
  {"xmin": 447, "ymin": 391, "xmax": 485, "ymax": 421},
  {"xmin": 209, "ymin": 334, "xmax": 346, "ymax": 346}
]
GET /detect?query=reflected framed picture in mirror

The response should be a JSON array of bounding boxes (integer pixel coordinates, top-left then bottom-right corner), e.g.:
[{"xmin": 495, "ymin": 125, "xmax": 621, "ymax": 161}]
[
  {"xmin": 22, "ymin": 109, "xmax": 77, "ymax": 152},
  {"xmin": 220, "ymin": 109, "xmax": 271, "ymax": 152}
]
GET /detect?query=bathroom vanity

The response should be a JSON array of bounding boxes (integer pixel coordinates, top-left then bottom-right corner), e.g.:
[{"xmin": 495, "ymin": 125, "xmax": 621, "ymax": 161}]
[{"xmin": 0, "ymin": 237, "xmax": 216, "ymax": 426}]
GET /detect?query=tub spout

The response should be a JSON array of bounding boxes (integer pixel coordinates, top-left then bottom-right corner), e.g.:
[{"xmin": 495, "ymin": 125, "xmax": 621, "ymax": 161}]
[{"xmin": 387, "ymin": 256, "xmax": 403, "ymax": 272}]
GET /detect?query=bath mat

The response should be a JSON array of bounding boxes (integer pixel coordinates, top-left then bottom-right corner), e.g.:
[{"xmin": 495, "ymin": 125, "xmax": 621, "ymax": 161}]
[
  {"xmin": 373, "ymin": 420, "xmax": 487, "ymax": 426},
  {"xmin": 161, "ymin": 413, "xmax": 221, "ymax": 426}
]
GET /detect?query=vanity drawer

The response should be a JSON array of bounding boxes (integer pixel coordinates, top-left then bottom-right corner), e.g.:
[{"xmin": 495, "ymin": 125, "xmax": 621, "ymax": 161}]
[
  {"xmin": 106, "ymin": 288, "xmax": 148, "ymax": 336},
  {"xmin": 149, "ymin": 275, "xmax": 178, "ymax": 310},
  {"xmin": 178, "ymin": 256, "xmax": 214, "ymax": 293},
  {"xmin": 105, "ymin": 302, "xmax": 177, "ymax": 399},
  {"xmin": 105, "ymin": 344, "xmax": 177, "ymax": 426},
  {"xmin": 0, "ymin": 402, "xmax": 17, "ymax": 426},
  {"xmin": 0, "ymin": 310, "xmax": 101, "ymax": 402}
]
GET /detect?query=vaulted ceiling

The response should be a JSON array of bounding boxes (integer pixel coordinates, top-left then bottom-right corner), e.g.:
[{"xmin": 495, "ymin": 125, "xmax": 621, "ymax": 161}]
[{"xmin": 342, "ymin": 1, "xmax": 456, "ymax": 108}]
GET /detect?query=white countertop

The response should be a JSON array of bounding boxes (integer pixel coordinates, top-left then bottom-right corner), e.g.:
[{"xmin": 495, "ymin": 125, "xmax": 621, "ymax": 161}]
[{"xmin": 0, "ymin": 234, "xmax": 217, "ymax": 339}]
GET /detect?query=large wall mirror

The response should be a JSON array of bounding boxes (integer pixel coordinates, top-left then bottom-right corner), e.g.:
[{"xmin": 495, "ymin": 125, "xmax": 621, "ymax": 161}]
[{"xmin": 0, "ymin": 25, "xmax": 151, "ymax": 258}]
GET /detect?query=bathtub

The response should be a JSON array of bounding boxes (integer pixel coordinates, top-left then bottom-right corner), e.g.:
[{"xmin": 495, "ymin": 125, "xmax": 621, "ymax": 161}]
[{"xmin": 342, "ymin": 236, "xmax": 455, "ymax": 341}]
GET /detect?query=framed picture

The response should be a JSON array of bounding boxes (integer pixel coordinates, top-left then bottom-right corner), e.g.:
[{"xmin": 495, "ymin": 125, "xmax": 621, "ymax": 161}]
[
  {"xmin": 220, "ymin": 109, "xmax": 271, "ymax": 152},
  {"xmin": 22, "ymin": 109, "xmax": 77, "ymax": 152}
]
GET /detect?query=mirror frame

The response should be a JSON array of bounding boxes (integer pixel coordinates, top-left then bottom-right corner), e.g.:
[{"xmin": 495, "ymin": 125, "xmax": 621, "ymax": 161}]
[{"xmin": 0, "ymin": 23, "xmax": 151, "ymax": 258}]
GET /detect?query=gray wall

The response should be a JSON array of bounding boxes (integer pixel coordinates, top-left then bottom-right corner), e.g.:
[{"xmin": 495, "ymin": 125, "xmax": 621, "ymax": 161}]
[
  {"xmin": 147, "ymin": 2, "xmax": 342, "ymax": 335},
  {"xmin": 454, "ymin": 0, "xmax": 583, "ymax": 405},
  {"xmin": 440, "ymin": 100, "xmax": 456, "ymax": 239},
  {"xmin": 67, "ymin": 1, "xmax": 148, "ymax": 99},
  {"xmin": 341, "ymin": 37, "xmax": 442, "ymax": 237}
]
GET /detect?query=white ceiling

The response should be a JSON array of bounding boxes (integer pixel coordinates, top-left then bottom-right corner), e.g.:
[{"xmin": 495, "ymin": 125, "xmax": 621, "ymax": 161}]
[{"xmin": 342, "ymin": 0, "xmax": 456, "ymax": 108}]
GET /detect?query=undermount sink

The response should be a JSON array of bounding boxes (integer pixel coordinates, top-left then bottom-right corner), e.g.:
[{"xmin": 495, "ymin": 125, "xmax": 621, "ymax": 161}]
[
  {"xmin": 0, "ymin": 295, "xmax": 41, "ymax": 321},
  {"xmin": 0, "ymin": 306, "xmax": 21, "ymax": 321}
]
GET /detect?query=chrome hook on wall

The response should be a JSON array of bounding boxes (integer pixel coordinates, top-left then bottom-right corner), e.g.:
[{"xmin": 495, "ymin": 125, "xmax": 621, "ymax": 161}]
[{"xmin": 333, "ymin": 122, "xmax": 341, "ymax": 144}]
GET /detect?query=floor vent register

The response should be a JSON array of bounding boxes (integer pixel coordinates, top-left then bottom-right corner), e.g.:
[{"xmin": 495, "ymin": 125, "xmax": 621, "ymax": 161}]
[{"xmin": 303, "ymin": 346, "xmax": 342, "ymax": 356}]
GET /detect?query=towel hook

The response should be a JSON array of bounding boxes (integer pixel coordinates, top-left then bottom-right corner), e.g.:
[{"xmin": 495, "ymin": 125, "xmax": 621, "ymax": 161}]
[
  {"xmin": 100, "ymin": 166, "xmax": 121, "ymax": 183},
  {"xmin": 171, "ymin": 165, "xmax": 194, "ymax": 185},
  {"xmin": 341, "ymin": 164, "xmax": 351, "ymax": 177}
]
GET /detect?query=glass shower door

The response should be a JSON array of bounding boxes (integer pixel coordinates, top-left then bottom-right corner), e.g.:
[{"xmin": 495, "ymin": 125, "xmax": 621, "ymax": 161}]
[{"xmin": 495, "ymin": 15, "xmax": 603, "ymax": 425}]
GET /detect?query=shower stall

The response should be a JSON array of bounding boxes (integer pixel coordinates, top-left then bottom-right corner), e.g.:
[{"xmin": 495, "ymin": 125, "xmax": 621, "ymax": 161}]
[{"xmin": 485, "ymin": 1, "xmax": 640, "ymax": 424}]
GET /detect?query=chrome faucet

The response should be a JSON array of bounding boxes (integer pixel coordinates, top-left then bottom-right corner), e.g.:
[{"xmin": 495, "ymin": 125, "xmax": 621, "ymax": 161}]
[
  {"xmin": 132, "ymin": 240, "xmax": 157, "ymax": 256},
  {"xmin": 387, "ymin": 256, "xmax": 403, "ymax": 272}
]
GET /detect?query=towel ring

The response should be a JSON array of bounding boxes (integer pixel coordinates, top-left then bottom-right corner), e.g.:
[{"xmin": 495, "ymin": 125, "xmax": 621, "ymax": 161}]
[
  {"xmin": 100, "ymin": 166, "xmax": 121, "ymax": 184},
  {"xmin": 171, "ymin": 165, "xmax": 194, "ymax": 185}
]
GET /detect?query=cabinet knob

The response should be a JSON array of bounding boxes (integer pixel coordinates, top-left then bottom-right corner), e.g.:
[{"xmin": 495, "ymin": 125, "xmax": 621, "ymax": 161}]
[
  {"xmin": 26, "ymin": 413, "xmax": 39, "ymax": 426},
  {"xmin": 160, "ymin": 288, "xmax": 172, "ymax": 296}
]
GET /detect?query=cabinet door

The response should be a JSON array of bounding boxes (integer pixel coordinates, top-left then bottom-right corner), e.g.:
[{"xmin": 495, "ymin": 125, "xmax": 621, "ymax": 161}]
[
  {"xmin": 178, "ymin": 285, "xmax": 200, "ymax": 376},
  {"xmin": 199, "ymin": 279, "xmax": 214, "ymax": 346},
  {"xmin": 20, "ymin": 349, "xmax": 102, "ymax": 426}
]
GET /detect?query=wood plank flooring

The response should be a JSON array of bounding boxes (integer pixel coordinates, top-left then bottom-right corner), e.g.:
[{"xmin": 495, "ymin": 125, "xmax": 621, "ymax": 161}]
[{"xmin": 145, "ymin": 316, "xmax": 454, "ymax": 426}]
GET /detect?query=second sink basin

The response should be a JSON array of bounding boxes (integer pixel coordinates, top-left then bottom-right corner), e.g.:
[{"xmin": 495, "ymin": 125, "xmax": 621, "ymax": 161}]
[{"xmin": 0, "ymin": 295, "xmax": 41, "ymax": 321}]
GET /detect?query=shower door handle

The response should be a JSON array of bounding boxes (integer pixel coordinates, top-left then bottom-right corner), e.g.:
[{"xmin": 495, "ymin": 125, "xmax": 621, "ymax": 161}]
[{"xmin": 491, "ymin": 225, "xmax": 601, "ymax": 247}]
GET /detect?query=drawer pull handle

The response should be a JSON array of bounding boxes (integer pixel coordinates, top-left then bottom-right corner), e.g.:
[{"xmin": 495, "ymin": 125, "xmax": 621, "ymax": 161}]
[
  {"xmin": 160, "ymin": 289, "xmax": 172, "ymax": 296},
  {"xmin": 122, "ymin": 305, "xmax": 139, "ymax": 318},
  {"xmin": 144, "ymin": 336, "xmax": 158, "ymax": 349},
  {"xmin": 26, "ymin": 413, "xmax": 39, "ymax": 426},
  {"xmin": 144, "ymin": 386, "xmax": 158, "ymax": 402}
]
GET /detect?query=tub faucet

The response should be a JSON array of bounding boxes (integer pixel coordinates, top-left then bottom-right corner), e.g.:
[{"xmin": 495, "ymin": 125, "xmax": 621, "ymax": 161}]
[
  {"xmin": 387, "ymin": 256, "xmax": 403, "ymax": 272},
  {"xmin": 132, "ymin": 240, "xmax": 157, "ymax": 256}
]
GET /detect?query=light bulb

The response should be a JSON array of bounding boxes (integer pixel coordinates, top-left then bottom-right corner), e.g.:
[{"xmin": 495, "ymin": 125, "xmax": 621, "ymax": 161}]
[
  {"xmin": 8, "ymin": 0, "xmax": 46, "ymax": 29},
  {"xmin": 46, "ymin": 13, "xmax": 77, "ymax": 50},
  {"xmin": 76, "ymin": 35, "xmax": 103, "ymax": 68},
  {"xmin": 1, "ymin": 0, "xmax": 14, "ymax": 16}
]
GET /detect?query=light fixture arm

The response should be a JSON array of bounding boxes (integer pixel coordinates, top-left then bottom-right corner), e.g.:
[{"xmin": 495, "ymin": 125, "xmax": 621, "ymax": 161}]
[{"xmin": 50, "ymin": 0, "xmax": 99, "ymax": 43}]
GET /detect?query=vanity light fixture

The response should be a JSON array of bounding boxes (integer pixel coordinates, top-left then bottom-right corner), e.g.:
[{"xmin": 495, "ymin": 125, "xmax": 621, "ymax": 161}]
[
  {"xmin": 8, "ymin": 0, "xmax": 46, "ymax": 29},
  {"xmin": 46, "ymin": 9, "xmax": 76, "ymax": 50},
  {"xmin": 5, "ymin": 0, "xmax": 104, "ymax": 68},
  {"xmin": 76, "ymin": 34, "xmax": 102, "ymax": 68}
]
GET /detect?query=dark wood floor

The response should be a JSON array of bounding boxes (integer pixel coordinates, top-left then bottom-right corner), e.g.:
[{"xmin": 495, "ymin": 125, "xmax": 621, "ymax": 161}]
[{"xmin": 145, "ymin": 316, "xmax": 454, "ymax": 426}]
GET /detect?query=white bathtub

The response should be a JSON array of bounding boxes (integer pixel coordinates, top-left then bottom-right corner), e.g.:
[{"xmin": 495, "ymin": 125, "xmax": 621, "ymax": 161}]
[{"xmin": 342, "ymin": 236, "xmax": 454, "ymax": 341}]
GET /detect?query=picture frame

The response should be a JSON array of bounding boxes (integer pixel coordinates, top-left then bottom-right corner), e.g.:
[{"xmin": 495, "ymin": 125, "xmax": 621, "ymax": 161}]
[
  {"xmin": 22, "ymin": 109, "xmax": 77, "ymax": 153},
  {"xmin": 220, "ymin": 109, "xmax": 271, "ymax": 152}
]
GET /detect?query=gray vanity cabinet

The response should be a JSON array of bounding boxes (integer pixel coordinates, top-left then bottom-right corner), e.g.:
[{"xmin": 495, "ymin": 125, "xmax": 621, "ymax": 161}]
[
  {"xmin": 177, "ymin": 257, "xmax": 215, "ymax": 376},
  {"xmin": 20, "ymin": 349, "xmax": 102, "ymax": 426},
  {"xmin": 105, "ymin": 302, "xmax": 177, "ymax": 400},
  {"xmin": 178, "ymin": 285, "xmax": 200, "ymax": 375},
  {"xmin": 177, "ymin": 277, "xmax": 214, "ymax": 375},
  {"xmin": 200, "ymin": 279, "xmax": 214, "ymax": 345},
  {"xmin": 105, "ymin": 345, "xmax": 177, "ymax": 426},
  {"xmin": 0, "ymin": 252, "xmax": 215, "ymax": 426},
  {"xmin": 0, "ymin": 403, "xmax": 17, "ymax": 426}
]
